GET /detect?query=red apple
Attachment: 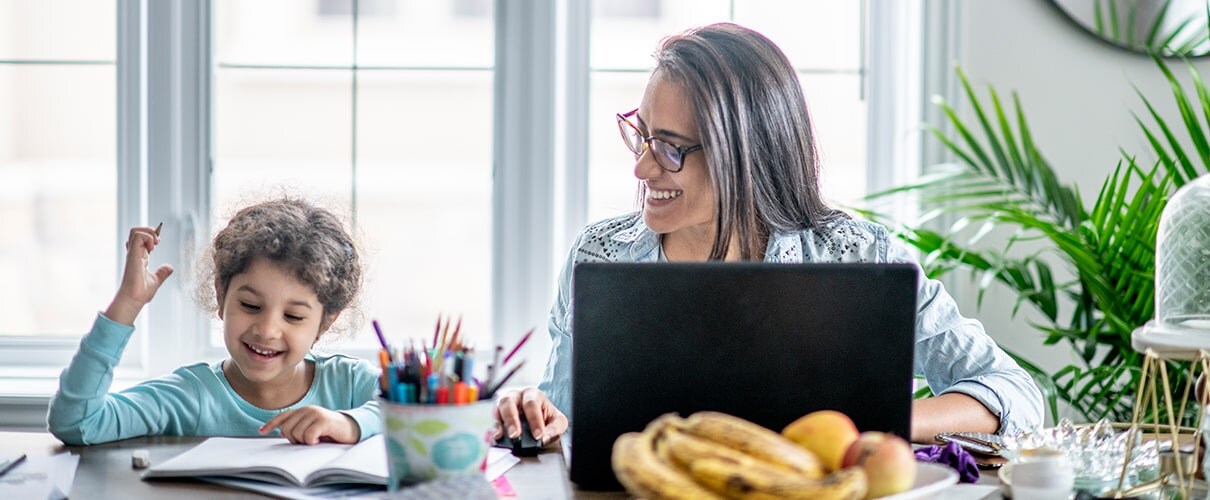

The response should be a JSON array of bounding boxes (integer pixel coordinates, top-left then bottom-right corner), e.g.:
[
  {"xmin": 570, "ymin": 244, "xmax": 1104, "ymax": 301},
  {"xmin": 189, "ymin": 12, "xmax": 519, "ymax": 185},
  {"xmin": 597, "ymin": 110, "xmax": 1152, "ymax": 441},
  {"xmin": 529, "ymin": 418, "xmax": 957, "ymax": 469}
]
[{"xmin": 841, "ymin": 431, "xmax": 916, "ymax": 498}]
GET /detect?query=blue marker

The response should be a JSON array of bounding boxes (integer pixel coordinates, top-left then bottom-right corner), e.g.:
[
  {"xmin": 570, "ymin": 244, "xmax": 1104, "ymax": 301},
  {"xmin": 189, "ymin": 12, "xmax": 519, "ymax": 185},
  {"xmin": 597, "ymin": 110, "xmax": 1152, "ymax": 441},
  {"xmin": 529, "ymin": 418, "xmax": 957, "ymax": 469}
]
[
  {"xmin": 461, "ymin": 354, "xmax": 474, "ymax": 384},
  {"xmin": 386, "ymin": 362, "xmax": 400, "ymax": 402},
  {"xmin": 427, "ymin": 374, "xmax": 440, "ymax": 404}
]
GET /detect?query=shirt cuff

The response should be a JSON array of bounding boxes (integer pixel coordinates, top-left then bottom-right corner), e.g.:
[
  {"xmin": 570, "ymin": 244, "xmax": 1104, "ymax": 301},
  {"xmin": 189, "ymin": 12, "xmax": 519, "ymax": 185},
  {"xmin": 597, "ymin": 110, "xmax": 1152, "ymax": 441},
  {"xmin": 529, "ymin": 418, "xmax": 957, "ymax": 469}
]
[
  {"xmin": 937, "ymin": 379, "xmax": 1014, "ymax": 435},
  {"xmin": 86, "ymin": 312, "xmax": 137, "ymax": 360},
  {"xmin": 342, "ymin": 402, "xmax": 381, "ymax": 442}
]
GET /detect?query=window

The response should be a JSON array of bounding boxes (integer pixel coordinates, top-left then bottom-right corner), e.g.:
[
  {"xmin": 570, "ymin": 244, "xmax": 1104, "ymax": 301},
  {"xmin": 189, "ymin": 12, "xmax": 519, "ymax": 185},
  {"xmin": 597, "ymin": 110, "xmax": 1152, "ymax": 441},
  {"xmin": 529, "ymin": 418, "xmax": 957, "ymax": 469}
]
[
  {"xmin": 0, "ymin": 2, "xmax": 118, "ymax": 337},
  {"xmin": 212, "ymin": 0, "xmax": 495, "ymax": 352},
  {"xmin": 585, "ymin": 1, "xmax": 868, "ymax": 223},
  {"xmin": 0, "ymin": 1, "xmax": 929, "ymax": 420},
  {"xmin": 0, "ymin": 1, "xmax": 122, "ymax": 387}
]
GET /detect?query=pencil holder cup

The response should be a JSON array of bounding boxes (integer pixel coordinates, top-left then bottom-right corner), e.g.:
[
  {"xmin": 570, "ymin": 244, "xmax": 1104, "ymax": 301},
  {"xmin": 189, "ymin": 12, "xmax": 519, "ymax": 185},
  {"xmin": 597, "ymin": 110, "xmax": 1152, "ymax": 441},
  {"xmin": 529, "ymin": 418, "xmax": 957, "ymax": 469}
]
[{"xmin": 379, "ymin": 398, "xmax": 495, "ymax": 489}]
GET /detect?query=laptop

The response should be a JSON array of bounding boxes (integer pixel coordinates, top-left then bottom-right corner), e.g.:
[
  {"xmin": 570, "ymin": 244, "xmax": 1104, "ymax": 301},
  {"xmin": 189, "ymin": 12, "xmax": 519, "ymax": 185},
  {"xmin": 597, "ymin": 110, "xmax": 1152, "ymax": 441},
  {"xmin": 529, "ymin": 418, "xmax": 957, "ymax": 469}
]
[{"xmin": 568, "ymin": 262, "xmax": 918, "ymax": 490}]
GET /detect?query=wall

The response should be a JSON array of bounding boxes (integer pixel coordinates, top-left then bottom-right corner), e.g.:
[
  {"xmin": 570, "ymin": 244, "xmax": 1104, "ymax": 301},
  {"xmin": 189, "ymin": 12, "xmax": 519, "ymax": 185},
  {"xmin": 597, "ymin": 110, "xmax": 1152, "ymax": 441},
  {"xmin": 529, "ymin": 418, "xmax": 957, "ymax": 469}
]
[{"xmin": 947, "ymin": 0, "xmax": 1210, "ymax": 420}]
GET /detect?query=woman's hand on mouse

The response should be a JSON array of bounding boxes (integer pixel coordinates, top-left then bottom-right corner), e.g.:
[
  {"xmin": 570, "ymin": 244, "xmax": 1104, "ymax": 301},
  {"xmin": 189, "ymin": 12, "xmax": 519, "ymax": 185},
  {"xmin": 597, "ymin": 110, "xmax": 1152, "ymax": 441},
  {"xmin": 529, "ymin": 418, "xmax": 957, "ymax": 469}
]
[{"xmin": 494, "ymin": 386, "xmax": 568, "ymax": 445}]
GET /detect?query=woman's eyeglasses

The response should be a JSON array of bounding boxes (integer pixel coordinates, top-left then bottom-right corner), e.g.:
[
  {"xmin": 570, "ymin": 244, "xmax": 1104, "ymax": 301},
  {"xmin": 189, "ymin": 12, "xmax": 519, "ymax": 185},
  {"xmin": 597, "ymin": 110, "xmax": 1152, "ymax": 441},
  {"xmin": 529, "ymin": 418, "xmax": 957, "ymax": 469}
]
[{"xmin": 616, "ymin": 109, "xmax": 702, "ymax": 173}]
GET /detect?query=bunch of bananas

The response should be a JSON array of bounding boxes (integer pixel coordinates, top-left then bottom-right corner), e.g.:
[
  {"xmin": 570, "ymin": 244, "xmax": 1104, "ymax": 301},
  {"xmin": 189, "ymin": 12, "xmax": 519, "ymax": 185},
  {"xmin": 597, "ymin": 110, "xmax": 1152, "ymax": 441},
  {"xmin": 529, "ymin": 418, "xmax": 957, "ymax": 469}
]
[{"xmin": 611, "ymin": 411, "xmax": 869, "ymax": 500}]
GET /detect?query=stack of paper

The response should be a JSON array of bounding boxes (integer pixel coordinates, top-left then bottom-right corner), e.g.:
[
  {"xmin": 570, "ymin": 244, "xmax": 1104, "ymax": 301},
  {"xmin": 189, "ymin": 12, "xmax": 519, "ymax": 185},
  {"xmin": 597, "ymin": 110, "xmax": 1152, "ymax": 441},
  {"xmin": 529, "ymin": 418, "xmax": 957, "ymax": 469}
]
[{"xmin": 0, "ymin": 454, "xmax": 80, "ymax": 500}]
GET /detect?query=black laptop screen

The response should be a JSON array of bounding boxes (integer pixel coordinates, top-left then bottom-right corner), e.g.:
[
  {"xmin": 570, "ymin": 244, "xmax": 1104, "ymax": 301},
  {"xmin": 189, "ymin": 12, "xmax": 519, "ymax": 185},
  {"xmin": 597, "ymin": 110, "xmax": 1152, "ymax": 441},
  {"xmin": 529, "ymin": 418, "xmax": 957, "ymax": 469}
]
[{"xmin": 569, "ymin": 262, "xmax": 918, "ymax": 490}]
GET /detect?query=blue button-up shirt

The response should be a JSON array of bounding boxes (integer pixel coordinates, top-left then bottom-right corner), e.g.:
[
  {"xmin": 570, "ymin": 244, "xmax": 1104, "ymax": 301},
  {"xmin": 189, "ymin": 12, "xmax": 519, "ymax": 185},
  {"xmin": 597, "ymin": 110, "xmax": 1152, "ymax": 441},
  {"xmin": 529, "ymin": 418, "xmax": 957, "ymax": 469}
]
[{"xmin": 537, "ymin": 212, "xmax": 1044, "ymax": 436}]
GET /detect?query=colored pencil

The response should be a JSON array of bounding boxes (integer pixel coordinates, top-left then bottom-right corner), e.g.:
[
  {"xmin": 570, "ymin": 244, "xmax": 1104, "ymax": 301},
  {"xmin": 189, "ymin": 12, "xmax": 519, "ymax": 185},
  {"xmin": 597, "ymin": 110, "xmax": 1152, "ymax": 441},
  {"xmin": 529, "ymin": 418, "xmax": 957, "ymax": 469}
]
[
  {"xmin": 450, "ymin": 315, "xmax": 463, "ymax": 350},
  {"xmin": 432, "ymin": 314, "xmax": 442, "ymax": 348},
  {"xmin": 485, "ymin": 360, "xmax": 526, "ymax": 397},
  {"xmin": 372, "ymin": 319, "xmax": 392, "ymax": 362},
  {"xmin": 502, "ymin": 328, "xmax": 535, "ymax": 366}
]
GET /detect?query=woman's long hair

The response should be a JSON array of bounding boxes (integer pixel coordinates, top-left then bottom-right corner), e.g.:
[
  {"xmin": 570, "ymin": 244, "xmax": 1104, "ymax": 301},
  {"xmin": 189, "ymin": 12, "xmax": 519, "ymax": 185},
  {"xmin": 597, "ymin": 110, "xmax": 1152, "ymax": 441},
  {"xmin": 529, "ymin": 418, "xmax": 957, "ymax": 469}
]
[{"xmin": 651, "ymin": 22, "xmax": 847, "ymax": 260}]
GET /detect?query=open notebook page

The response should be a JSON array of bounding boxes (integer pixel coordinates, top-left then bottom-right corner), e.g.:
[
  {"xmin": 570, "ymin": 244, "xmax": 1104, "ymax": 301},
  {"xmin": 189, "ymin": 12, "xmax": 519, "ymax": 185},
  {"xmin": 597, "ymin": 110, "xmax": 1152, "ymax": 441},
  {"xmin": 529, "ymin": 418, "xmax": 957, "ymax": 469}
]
[
  {"xmin": 144, "ymin": 437, "xmax": 367, "ymax": 487},
  {"xmin": 306, "ymin": 435, "xmax": 387, "ymax": 486}
]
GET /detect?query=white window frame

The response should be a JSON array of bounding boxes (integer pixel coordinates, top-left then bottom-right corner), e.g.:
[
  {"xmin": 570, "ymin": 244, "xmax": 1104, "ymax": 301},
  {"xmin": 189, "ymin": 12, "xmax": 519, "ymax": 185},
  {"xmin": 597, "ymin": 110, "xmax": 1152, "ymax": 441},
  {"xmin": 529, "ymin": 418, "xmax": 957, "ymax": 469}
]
[
  {"xmin": 0, "ymin": 0, "xmax": 955, "ymax": 428},
  {"xmin": 0, "ymin": 0, "xmax": 213, "ymax": 427},
  {"xmin": 493, "ymin": 0, "xmax": 558, "ymax": 386},
  {"xmin": 0, "ymin": 1, "xmax": 149, "ymax": 399},
  {"xmin": 143, "ymin": 0, "xmax": 214, "ymax": 372},
  {"xmin": 916, "ymin": 0, "xmax": 967, "ymax": 299},
  {"xmin": 867, "ymin": 0, "xmax": 924, "ymax": 202}
]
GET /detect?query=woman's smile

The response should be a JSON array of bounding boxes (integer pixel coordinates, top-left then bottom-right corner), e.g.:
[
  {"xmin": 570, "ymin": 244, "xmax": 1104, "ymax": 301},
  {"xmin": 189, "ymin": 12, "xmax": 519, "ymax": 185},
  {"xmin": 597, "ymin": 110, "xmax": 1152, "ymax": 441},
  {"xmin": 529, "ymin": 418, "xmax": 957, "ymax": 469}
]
[{"xmin": 646, "ymin": 188, "xmax": 684, "ymax": 204}]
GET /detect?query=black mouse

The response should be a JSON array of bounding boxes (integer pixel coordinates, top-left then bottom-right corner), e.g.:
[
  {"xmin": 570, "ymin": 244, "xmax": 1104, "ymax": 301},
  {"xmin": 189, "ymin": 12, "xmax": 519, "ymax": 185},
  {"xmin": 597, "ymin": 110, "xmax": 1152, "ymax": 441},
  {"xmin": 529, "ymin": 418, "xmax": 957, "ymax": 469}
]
[{"xmin": 494, "ymin": 419, "xmax": 542, "ymax": 457}]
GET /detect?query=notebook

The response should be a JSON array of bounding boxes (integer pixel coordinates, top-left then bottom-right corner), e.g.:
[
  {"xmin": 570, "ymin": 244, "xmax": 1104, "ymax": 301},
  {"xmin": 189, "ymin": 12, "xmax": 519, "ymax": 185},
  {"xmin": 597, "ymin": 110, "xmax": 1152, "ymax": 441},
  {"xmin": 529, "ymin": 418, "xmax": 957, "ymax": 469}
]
[
  {"xmin": 142, "ymin": 436, "xmax": 388, "ymax": 488},
  {"xmin": 143, "ymin": 435, "xmax": 519, "ymax": 491},
  {"xmin": 569, "ymin": 262, "xmax": 919, "ymax": 490}
]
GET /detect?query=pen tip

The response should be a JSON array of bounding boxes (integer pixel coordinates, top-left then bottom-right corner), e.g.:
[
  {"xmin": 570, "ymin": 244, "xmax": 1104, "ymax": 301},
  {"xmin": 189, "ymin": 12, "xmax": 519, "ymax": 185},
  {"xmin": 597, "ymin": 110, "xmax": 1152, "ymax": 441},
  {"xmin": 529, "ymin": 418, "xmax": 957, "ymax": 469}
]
[{"xmin": 154, "ymin": 222, "xmax": 163, "ymax": 236}]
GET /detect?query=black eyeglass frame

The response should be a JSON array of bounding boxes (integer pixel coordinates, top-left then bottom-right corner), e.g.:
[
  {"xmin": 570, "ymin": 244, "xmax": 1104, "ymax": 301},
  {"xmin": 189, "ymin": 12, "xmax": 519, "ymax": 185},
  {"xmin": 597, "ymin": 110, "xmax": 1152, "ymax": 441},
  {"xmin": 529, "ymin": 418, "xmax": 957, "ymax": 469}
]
[{"xmin": 615, "ymin": 108, "xmax": 703, "ymax": 173}]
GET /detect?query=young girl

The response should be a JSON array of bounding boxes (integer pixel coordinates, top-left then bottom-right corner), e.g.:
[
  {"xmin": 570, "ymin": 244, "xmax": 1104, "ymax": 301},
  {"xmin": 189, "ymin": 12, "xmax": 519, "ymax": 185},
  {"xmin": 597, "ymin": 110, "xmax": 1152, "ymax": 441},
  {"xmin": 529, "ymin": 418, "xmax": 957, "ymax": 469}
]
[{"xmin": 48, "ymin": 197, "xmax": 381, "ymax": 446}]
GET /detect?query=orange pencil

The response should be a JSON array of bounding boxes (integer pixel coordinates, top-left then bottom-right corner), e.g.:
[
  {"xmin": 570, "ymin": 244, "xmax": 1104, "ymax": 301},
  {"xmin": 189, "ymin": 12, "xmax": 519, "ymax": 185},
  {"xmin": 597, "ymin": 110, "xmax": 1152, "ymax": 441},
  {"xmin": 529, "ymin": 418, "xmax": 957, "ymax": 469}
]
[{"xmin": 377, "ymin": 350, "xmax": 390, "ymax": 394}]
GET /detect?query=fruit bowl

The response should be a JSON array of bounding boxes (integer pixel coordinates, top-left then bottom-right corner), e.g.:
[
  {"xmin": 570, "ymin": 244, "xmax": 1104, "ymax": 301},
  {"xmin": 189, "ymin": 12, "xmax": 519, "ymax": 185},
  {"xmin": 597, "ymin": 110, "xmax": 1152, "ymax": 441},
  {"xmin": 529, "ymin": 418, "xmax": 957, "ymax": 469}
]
[
  {"xmin": 997, "ymin": 462, "xmax": 1014, "ymax": 498},
  {"xmin": 878, "ymin": 462, "xmax": 959, "ymax": 499}
]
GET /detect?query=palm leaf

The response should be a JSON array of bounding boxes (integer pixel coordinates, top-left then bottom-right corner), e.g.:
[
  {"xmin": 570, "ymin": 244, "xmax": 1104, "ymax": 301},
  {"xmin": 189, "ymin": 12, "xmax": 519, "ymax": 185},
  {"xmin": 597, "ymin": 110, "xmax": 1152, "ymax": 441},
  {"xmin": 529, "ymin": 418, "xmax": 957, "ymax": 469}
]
[{"xmin": 863, "ymin": 57, "xmax": 1210, "ymax": 424}]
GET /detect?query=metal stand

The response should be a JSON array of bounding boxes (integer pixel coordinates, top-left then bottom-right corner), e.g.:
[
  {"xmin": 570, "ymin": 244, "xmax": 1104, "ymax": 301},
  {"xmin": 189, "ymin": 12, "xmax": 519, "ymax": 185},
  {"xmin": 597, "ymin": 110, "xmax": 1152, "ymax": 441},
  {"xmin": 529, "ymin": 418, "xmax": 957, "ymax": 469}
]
[{"xmin": 1110, "ymin": 344, "xmax": 1209, "ymax": 498}]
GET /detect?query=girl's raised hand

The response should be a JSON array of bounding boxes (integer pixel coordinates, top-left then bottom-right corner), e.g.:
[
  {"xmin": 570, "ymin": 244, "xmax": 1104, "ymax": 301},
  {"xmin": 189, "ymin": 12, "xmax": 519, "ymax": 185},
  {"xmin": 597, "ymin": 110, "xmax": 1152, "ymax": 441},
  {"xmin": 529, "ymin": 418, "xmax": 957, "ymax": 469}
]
[
  {"xmin": 104, "ymin": 226, "xmax": 174, "ymax": 326},
  {"xmin": 259, "ymin": 406, "xmax": 361, "ymax": 445}
]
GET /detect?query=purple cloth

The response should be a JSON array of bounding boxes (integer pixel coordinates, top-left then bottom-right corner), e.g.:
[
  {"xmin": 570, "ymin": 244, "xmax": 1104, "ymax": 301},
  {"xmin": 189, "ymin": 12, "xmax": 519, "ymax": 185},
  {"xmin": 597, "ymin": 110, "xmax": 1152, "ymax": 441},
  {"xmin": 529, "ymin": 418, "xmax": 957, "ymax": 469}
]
[{"xmin": 914, "ymin": 441, "xmax": 980, "ymax": 483}]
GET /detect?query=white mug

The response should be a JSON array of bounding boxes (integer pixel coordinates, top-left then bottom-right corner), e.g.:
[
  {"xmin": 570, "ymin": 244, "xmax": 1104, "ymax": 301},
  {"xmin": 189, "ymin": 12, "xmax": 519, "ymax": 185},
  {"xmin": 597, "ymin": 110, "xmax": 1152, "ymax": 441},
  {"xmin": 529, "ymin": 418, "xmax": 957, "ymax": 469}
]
[{"xmin": 1012, "ymin": 448, "xmax": 1074, "ymax": 500}]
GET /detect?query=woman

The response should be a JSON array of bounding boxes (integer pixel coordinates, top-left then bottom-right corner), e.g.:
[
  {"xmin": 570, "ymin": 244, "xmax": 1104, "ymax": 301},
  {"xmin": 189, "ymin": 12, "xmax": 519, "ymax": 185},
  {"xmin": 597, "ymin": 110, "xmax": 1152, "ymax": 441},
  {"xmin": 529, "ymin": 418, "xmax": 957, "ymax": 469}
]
[{"xmin": 494, "ymin": 22, "xmax": 1043, "ymax": 445}]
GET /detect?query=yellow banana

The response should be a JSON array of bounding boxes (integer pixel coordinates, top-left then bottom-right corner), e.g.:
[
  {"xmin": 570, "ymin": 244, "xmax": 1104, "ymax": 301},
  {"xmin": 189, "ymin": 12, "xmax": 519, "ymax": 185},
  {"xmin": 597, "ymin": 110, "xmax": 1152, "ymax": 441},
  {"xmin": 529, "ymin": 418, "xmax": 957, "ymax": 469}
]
[
  {"xmin": 689, "ymin": 457, "xmax": 869, "ymax": 500},
  {"xmin": 611, "ymin": 430, "xmax": 723, "ymax": 499},
  {"xmin": 660, "ymin": 426, "xmax": 768, "ymax": 471},
  {"xmin": 682, "ymin": 411, "xmax": 825, "ymax": 478},
  {"xmin": 653, "ymin": 430, "xmax": 677, "ymax": 465},
  {"xmin": 645, "ymin": 412, "xmax": 687, "ymax": 435},
  {"xmin": 648, "ymin": 413, "xmax": 687, "ymax": 467}
]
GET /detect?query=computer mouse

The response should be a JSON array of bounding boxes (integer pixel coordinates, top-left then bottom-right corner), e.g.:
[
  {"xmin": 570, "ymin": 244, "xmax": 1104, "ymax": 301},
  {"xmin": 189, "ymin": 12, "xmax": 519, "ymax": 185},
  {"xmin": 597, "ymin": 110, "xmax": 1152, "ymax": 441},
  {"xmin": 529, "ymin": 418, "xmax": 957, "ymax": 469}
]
[{"xmin": 494, "ymin": 419, "xmax": 542, "ymax": 457}]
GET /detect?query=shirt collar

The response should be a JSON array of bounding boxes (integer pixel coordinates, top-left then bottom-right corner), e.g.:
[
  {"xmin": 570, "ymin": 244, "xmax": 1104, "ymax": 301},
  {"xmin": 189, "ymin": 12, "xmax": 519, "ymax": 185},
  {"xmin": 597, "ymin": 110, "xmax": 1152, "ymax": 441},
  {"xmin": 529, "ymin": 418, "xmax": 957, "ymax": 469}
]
[
  {"xmin": 610, "ymin": 217, "xmax": 660, "ymax": 262},
  {"xmin": 765, "ymin": 231, "xmax": 803, "ymax": 263}
]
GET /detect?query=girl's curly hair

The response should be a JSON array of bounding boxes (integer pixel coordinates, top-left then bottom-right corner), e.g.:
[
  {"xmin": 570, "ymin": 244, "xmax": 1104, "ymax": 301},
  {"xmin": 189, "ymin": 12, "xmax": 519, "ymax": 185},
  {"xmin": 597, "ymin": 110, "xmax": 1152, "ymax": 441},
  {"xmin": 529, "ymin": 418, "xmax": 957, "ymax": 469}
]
[{"xmin": 195, "ymin": 196, "xmax": 363, "ymax": 337}]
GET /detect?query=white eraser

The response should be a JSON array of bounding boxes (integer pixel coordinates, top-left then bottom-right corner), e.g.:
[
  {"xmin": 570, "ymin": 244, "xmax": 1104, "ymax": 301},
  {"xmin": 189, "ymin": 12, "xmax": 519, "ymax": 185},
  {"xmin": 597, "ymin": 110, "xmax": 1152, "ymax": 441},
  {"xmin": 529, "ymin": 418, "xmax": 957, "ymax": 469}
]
[{"xmin": 132, "ymin": 449, "xmax": 151, "ymax": 469}]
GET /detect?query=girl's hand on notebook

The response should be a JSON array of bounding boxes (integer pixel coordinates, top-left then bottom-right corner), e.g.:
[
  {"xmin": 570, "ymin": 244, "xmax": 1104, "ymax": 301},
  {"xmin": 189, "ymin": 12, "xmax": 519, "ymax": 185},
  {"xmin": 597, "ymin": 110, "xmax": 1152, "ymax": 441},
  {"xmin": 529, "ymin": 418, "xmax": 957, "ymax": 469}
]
[
  {"xmin": 106, "ymin": 226, "xmax": 174, "ymax": 326},
  {"xmin": 259, "ymin": 406, "xmax": 361, "ymax": 445},
  {"xmin": 493, "ymin": 387, "xmax": 568, "ymax": 446}
]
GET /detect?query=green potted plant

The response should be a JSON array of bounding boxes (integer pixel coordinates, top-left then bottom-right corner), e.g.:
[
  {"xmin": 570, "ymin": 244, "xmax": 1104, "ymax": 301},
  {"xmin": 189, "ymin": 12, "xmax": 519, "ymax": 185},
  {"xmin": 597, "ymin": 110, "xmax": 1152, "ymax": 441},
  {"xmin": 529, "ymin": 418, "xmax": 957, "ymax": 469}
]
[{"xmin": 866, "ymin": 59, "xmax": 1210, "ymax": 425}]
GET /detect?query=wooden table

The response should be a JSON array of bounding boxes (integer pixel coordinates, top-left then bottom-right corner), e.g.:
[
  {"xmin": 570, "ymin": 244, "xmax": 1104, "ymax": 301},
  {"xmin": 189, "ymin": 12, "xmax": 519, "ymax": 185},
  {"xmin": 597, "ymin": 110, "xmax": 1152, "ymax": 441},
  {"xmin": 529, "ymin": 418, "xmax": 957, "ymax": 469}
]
[
  {"xmin": 0, "ymin": 431, "xmax": 588, "ymax": 499},
  {"xmin": 0, "ymin": 431, "xmax": 1000, "ymax": 499}
]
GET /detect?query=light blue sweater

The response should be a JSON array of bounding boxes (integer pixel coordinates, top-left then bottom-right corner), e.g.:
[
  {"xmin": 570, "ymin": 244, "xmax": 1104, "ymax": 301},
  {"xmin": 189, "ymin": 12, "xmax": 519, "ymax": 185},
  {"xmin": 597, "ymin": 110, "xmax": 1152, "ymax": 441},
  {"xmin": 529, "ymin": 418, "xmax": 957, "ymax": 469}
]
[
  {"xmin": 538, "ymin": 213, "xmax": 1044, "ymax": 436},
  {"xmin": 48, "ymin": 313, "xmax": 381, "ymax": 445}
]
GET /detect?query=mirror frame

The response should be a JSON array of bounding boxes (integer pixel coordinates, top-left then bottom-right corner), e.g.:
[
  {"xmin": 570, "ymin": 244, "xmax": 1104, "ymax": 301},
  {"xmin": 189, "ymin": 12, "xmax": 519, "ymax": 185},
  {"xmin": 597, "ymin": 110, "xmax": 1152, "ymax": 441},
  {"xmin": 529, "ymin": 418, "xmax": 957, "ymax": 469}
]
[{"xmin": 1047, "ymin": 0, "xmax": 1210, "ymax": 58}]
